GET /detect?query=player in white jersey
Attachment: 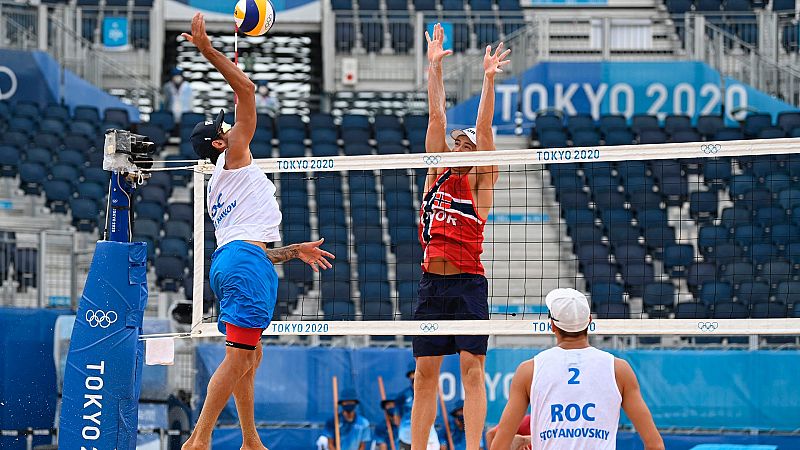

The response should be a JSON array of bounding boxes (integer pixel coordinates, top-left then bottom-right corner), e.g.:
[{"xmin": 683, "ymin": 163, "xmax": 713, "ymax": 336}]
[
  {"xmin": 490, "ymin": 289, "xmax": 664, "ymax": 450},
  {"xmin": 181, "ymin": 13, "xmax": 334, "ymax": 450}
]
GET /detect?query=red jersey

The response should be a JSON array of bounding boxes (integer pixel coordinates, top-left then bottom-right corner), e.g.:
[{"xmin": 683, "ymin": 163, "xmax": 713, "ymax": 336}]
[{"xmin": 418, "ymin": 169, "xmax": 486, "ymax": 275}]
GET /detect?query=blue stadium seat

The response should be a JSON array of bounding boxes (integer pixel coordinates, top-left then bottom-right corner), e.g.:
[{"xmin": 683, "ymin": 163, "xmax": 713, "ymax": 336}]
[
  {"xmin": 764, "ymin": 174, "xmax": 792, "ymax": 195},
  {"xmin": 771, "ymin": 224, "xmax": 800, "ymax": 249},
  {"xmin": 33, "ymin": 133, "xmax": 61, "ymax": 151},
  {"xmin": 0, "ymin": 146, "xmax": 20, "ymax": 177},
  {"xmin": 601, "ymin": 210, "xmax": 632, "ymax": 231},
  {"xmin": 607, "ymin": 225, "xmax": 641, "ymax": 249},
  {"xmin": 279, "ymin": 127, "xmax": 307, "ymax": 144},
  {"xmin": 43, "ymin": 180, "xmax": 73, "ymax": 214},
  {"xmin": 755, "ymin": 206, "xmax": 787, "ymax": 228},
  {"xmin": 758, "ymin": 127, "xmax": 786, "ymax": 139},
  {"xmin": 582, "ymin": 263, "xmax": 618, "ymax": 287},
  {"xmin": 689, "ymin": 191, "xmax": 718, "ymax": 222},
  {"xmin": 535, "ymin": 114, "xmax": 563, "ymax": 134},
  {"xmin": 59, "ymin": 149, "xmax": 87, "ymax": 169},
  {"xmin": 592, "ymin": 189, "xmax": 626, "ymax": 211},
  {"xmin": 617, "ymin": 161, "xmax": 648, "ymax": 180},
  {"xmin": 741, "ymin": 189, "xmax": 772, "ymax": 212},
  {"xmin": 160, "ymin": 238, "xmax": 190, "ymax": 264},
  {"xmin": 777, "ymin": 111, "xmax": 800, "ymax": 134},
  {"xmin": 104, "ymin": 108, "xmax": 130, "ymax": 128},
  {"xmin": 598, "ymin": 115, "xmax": 627, "ymax": 134},
  {"xmin": 576, "ymin": 244, "xmax": 609, "ymax": 268},
  {"xmin": 14, "ymin": 102, "xmax": 40, "ymax": 120},
  {"xmin": 759, "ymin": 260, "xmax": 793, "ymax": 288},
  {"xmin": 674, "ymin": 301, "xmax": 710, "ymax": 318},
  {"xmin": 313, "ymin": 143, "xmax": 340, "ymax": 157},
  {"xmin": 637, "ymin": 209, "xmax": 668, "ymax": 229},
  {"xmin": 751, "ymin": 302, "xmax": 788, "ymax": 319},
  {"xmin": 69, "ymin": 121, "xmax": 97, "ymax": 139},
  {"xmin": 614, "ymin": 243, "xmax": 647, "ymax": 268},
  {"xmin": 698, "ymin": 224, "xmax": 730, "ymax": 252},
  {"xmin": 358, "ymin": 260, "xmax": 389, "ymax": 283},
  {"xmin": 24, "ymin": 147, "xmax": 52, "ymax": 166},
  {"xmin": 154, "ymin": 256, "xmax": 185, "ymax": 292},
  {"xmin": 148, "ymin": 110, "xmax": 175, "ymax": 132},
  {"xmin": 687, "ymin": 262, "xmax": 717, "ymax": 293},
  {"xmin": 362, "ymin": 299, "xmax": 394, "ymax": 321},
  {"xmin": 138, "ymin": 185, "xmax": 168, "ymax": 206},
  {"xmin": 604, "ymin": 129, "xmax": 635, "ymax": 146},
  {"xmin": 82, "ymin": 167, "xmax": 109, "ymax": 185},
  {"xmin": 747, "ymin": 242, "xmax": 778, "ymax": 266},
  {"xmin": 742, "ymin": 113, "xmax": 772, "ymax": 138},
  {"xmin": 164, "ymin": 221, "xmax": 192, "ymax": 243},
  {"xmin": 323, "ymin": 300, "xmax": 356, "ymax": 321},
  {"xmin": 649, "ymin": 159, "xmax": 681, "ymax": 181},
  {"xmin": 19, "ymin": 162, "xmax": 47, "ymax": 195},
  {"xmin": 70, "ymin": 198, "xmax": 100, "ymax": 231},
  {"xmin": 572, "ymin": 129, "xmax": 601, "ymax": 147},
  {"xmin": 706, "ymin": 242, "xmax": 742, "ymax": 268},
  {"xmin": 332, "ymin": 0, "xmax": 352, "ymax": 9},
  {"xmin": 621, "ymin": 262, "xmax": 654, "ymax": 296},
  {"xmin": 696, "ymin": 115, "xmax": 724, "ymax": 139},
  {"xmin": 342, "ymin": 128, "xmax": 372, "ymax": 144},
  {"xmin": 775, "ymin": 281, "xmax": 800, "ymax": 305},
  {"xmin": 39, "ymin": 119, "xmax": 66, "ymax": 137},
  {"xmin": 669, "ymin": 129, "xmax": 701, "ymax": 143},
  {"xmin": 728, "ymin": 174, "xmax": 757, "ymax": 198},
  {"xmin": 703, "ymin": 158, "xmax": 732, "ymax": 190},
  {"xmin": 565, "ymin": 209, "xmax": 595, "ymax": 230},
  {"xmin": 642, "ymin": 282, "xmax": 675, "ymax": 317},
  {"xmin": 736, "ymin": 281, "xmax": 770, "ymax": 306},
  {"xmin": 664, "ymin": 115, "xmax": 692, "ymax": 135},
  {"xmin": 43, "ymin": 103, "xmax": 70, "ymax": 122},
  {"xmin": 778, "ymin": 188, "xmax": 800, "ymax": 211},
  {"xmin": 643, "ymin": 225, "xmax": 675, "ymax": 257},
  {"xmin": 1, "ymin": 131, "xmax": 28, "ymax": 148},
  {"xmin": 335, "ymin": 22, "xmax": 356, "ymax": 51},
  {"xmin": 539, "ymin": 129, "xmax": 568, "ymax": 148},
  {"xmin": 279, "ymin": 143, "xmax": 306, "ymax": 158},
  {"xmin": 476, "ymin": 23, "xmax": 500, "ymax": 47},
  {"xmin": 594, "ymin": 302, "xmax": 629, "ymax": 319},
  {"xmin": 386, "ymin": 0, "xmax": 407, "ymax": 9},
  {"xmin": 137, "ymin": 123, "xmax": 168, "ymax": 148},
  {"xmin": 361, "ymin": 19, "xmax": 384, "ymax": 52},
  {"xmin": 711, "ymin": 302, "xmax": 749, "ymax": 319},
  {"xmin": 376, "ymin": 128, "xmax": 405, "ymax": 144},
  {"xmin": 311, "ymin": 128, "xmax": 338, "ymax": 145},
  {"xmin": 733, "ymin": 224, "xmax": 766, "ymax": 248},
  {"xmin": 285, "ymin": 260, "xmax": 315, "ymax": 287},
  {"xmin": 566, "ymin": 114, "xmax": 595, "ymax": 134},
  {"xmin": 720, "ymin": 206, "xmax": 751, "ymax": 229},
  {"xmin": 8, "ymin": 117, "xmax": 36, "ymax": 136},
  {"xmin": 135, "ymin": 219, "xmax": 161, "ymax": 242},
  {"xmin": 695, "ymin": 0, "xmax": 722, "ymax": 11},
  {"xmin": 251, "ymin": 142, "xmax": 273, "ymax": 159},
  {"xmin": 698, "ymin": 281, "xmax": 733, "ymax": 307},
  {"xmin": 631, "ymin": 115, "xmax": 658, "ymax": 135},
  {"xmin": 558, "ymin": 190, "xmax": 590, "ymax": 210},
  {"xmin": 589, "ymin": 282, "xmax": 624, "ymax": 305},
  {"xmin": 136, "ymin": 201, "xmax": 165, "ymax": 224},
  {"xmin": 664, "ymin": 244, "xmax": 694, "ymax": 277},
  {"xmin": 721, "ymin": 261, "xmax": 756, "ymax": 287},
  {"xmin": 725, "ymin": 0, "xmax": 752, "ymax": 10},
  {"xmin": 714, "ymin": 127, "xmax": 744, "ymax": 141},
  {"xmin": 353, "ymin": 226, "xmax": 384, "ymax": 245}
]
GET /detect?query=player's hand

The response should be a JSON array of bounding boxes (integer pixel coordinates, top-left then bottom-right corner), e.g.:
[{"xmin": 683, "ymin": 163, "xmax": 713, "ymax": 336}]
[
  {"xmin": 511, "ymin": 435, "xmax": 532, "ymax": 450},
  {"xmin": 181, "ymin": 12, "xmax": 212, "ymax": 52},
  {"xmin": 426, "ymin": 23, "xmax": 453, "ymax": 65},
  {"xmin": 296, "ymin": 238, "xmax": 334, "ymax": 272},
  {"xmin": 483, "ymin": 42, "xmax": 511, "ymax": 78}
]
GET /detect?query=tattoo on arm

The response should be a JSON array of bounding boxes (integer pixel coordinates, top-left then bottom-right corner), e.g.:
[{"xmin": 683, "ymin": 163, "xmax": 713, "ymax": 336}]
[{"xmin": 265, "ymin": 244, "xmax": 299, "ymax": 264}]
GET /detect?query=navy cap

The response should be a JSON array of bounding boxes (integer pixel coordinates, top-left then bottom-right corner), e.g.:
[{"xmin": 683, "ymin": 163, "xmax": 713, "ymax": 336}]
[
  {"xmin": 338, "ymin": 389, "xmax": 360, "ymax": 404},
  {"xmin": 190, "ymin": 110, "xmax": 225, "ymax": 161}
]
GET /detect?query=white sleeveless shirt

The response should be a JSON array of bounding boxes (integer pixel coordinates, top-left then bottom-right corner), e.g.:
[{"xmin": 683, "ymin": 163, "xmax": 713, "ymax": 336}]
[
  {"xmin": 207, "ymin": 151, "xmax": 282, "ymax": 247},
  {"xmin": 530, "ymin": 346, "xmax": 622, "ymax": 450}
]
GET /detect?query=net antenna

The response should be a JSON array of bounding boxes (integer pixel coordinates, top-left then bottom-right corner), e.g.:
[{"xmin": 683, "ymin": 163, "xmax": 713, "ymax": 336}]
[{"xmin": 180, "ymin": 137, "xmax": 800, "ymax": 339}]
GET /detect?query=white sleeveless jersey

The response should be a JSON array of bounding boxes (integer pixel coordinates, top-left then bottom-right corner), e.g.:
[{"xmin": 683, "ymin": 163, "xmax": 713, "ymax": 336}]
[
  {"xmin": 530, "ymin": 346, "xmax": 622, "ymax": 450},
  {"xmin": 207, "ymin": 151, "xmax": 282, "ymax": 247}
]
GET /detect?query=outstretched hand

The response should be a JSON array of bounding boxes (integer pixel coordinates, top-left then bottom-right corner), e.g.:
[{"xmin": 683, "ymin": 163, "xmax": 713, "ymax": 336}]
[
  {"xmin": 180, "ymin": 12, "xmax": 212, "ymax": 51},
  {"xmin": 426, "ymin": 23, "xmax": 453, "ymax": 65},
  {"xmin": 483, "ymin": 42, "xmax": 511, "ymax": 78},
  {"xmin": 296, "ymin": 238, "xmax": 335, "ymax": 272}
]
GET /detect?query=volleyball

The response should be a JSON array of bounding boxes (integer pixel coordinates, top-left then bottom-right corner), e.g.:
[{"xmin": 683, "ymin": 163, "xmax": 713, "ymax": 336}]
[{"xmin": 234, "ymin": 0, "xmax": 275, "ymax": 37}]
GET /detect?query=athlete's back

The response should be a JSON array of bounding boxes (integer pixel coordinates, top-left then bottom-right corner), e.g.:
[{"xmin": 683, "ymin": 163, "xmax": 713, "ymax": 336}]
[{"xmin": 530, "ymin": 346, "xmax": 621, "ymax": 450}]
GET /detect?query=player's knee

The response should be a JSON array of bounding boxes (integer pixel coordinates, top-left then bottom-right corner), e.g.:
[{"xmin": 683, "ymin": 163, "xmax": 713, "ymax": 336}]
[
  {"xmin": 227, "ymin": 348, "xmax": 258, "ymax": 373},
  {"xmin": 460, "ymin": 354, "xmax": 484, "ymax": 385}
]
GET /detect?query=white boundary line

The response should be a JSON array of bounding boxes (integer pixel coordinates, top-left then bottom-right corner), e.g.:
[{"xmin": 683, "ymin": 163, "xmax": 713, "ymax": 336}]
[{"xmin": 181, "ymin": 319, "xmax": 800, "ymax": 337}]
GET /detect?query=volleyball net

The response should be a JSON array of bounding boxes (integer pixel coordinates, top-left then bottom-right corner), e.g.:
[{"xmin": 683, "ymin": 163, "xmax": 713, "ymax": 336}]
[{"xmin": 187, "ymin": 137, "xmax": 800, "ymax": 337}]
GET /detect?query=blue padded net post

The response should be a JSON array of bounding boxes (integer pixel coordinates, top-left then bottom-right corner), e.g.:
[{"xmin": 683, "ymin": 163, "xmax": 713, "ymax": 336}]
[{"xmin": 58, "ymin": 241, "xmax": 148, "ymax": 450}]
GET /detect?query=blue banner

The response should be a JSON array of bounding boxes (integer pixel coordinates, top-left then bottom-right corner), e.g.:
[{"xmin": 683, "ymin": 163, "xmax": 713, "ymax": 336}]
[
  {"xmin": 0, "ymin": 49, "xmax": 139, "ymax": 121},
  {"xmin": 447, "ymin": 61, "xmax": 798, "ymax": 133},
  {"xmin": 103, "ymin": 17, "xmax": 129, "ymax": 49},
  {"xmin": 58, "ymin": 241, "xmax": 148, "ymax": 450}
]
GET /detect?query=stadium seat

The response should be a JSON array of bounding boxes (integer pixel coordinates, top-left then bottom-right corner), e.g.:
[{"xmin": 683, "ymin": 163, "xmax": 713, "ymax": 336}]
[
  {"xmin": 33, "ymin": 133, "xmax": 61, "ymax": 151},
  {"xmin": 664, "ymin": 244, "xmax": 694, "ymax": 277},
  {"xmin": 323, "ymin": 300, "xmax": 356, "ymax": 321},
  {"xmin": 687, "ymin": 262, "xmax": 717, "ymax": 293},
  {"xmin": 698, "ymin": 281, "xmax": 733, "ymax": 307},
  {"xmin": 160, "ymin": 238, "xmax": 190, "ymax": 264},
  {"xmin": 362, "ymin": 299, "xmax": 394, "ymax": 321},
  {"xmin": 14, "ymin": 101, "xmax": 39, "ymax": 120},
  {"xmin": 576, "ymin": 244, "xmax": 610, "ymax": 268},
  {"xmin": 613, "ymin": 244, "xmax": 647, "ymax": 267},
  {"xmin": 617, "ymin": 160, "xmax": 648, "ymax": 180},
  {"xmin": 539, "ymin": 129, "xmax": 568, "ymax": 148},
  {"xmin": 689, "ymin": 191, "xmax": 718, "ymax": 222},
  {"xmin": 604, "ymin": 129, "xmax": 635, "ymax": 146},
  {"xmin": 643, "ymin": 225, "xmax": 675, "ymax": 257},
  {"xmin": 43, "ymin": 180, "xmax": 73, "ymax": 214},
  {"xmin": 736, "ymin": 281, "xmax": 770, "ymax": 306},
  {"xmin": 638, "ymin": 129, "xmax": 667, "ymax": 144},
  {"xmin": 620, "ymin": 263, "xmax": 654, "ymax": 297},
  {"xmin": 664, "ymin": 115, "xmax": 692, "ymax": 135},
  {"xmin": 582, "ymin": 263, "xmax": 618, "ymax": 287},
  {"xmin": 19, "ymin": 162, "xmax": 47, "ymax": 195},
  {"xmin": 751, "ymin": 302, "xmax": 788, "ymax": 319},
  {"xmin": 154, "ymin": 256, "xmax": 185, "ymax": 292},
  {"xmin": 594, "ymin": 302, "xmax": 629, "ymax": 319},
  {"xmin": 607, "ymin": 225, "xmax": 641, "ymax": 249},
  {"xmin": 70, "ymin": 198, "xmax": 100, "ymax": 231},
  {"xmin": 674, "ymin": 301, "xmax": 710, "ymax": 318},
  {"xmin": 642, "ymin": 282, "xmax": 675, "ymax": 317},
  {"xmin": 759, "ymin": 260, "xmax": 793, "ymax": 288},
  {"xmin": 741, "ymin": 188, "xmax": 772, "ymax": 211},
  {"xmin": 758, "ymin": 127, "xmax": 786, "ymax": 139},
  {"xmin": 148, "ymin": 110, "xmax": 175, "ymax": 132},
  {"xmin": 695, "ymin": 0, "xmax": 722, "ymax": 11},
  {"xmin": 335, "ymin": 22, "xmax": 356, "ymax": 52},
  {"xmin": 711, "ymin": 302, "xmax": 749, "ymax": 319},
  {"xmin": 742, "ymin": 113, "xmax": 772, "ymax": 138},
  {"xmin": 775, "ymin": 281, "xmax": 800, "ymax": 305},
  {"xmin": 0, "ymin": 146, "xmax": 20, "ymax": 177},
  {"xmin": 14, "ymin": 247, "xmax": 37, "ymax": 290},
  {"xmin": 721, "ymin": 261, "xmax": 755, "ymax": 287},
  {"xmin": 104, "ymin": 108, "xmax": 130, "ymax": 128},
  {"xmin": 39, "ymin": 119, "xmax": 66, "ymax": 137},
  {"xmin": 714, "ymin": 127, "xmax": 744, "ymax": 141},
  {"xmin": 631, "ymin": 115, "xmax": 658, "ymax": 135},
  {"xmin": 590, "ymin": 282, "xmax": 625, "ymax": 305},
  {"xmin": 696, "ymin": 115, "xmax": 724, "ymax": 139},
  {"xmin": 733, "ymin": 224, "xmax": 766, "ymax": 249},
  {"xmin": 332, "ymin": 0, "xmax": 352, "ymax": 9},
  {"xmin": 669, "ymin": 129, "xmax": 701, "ymax": 143},
  {"xmin": 747, "ymin": 243, "xmax": 778, "ymax": 266}
]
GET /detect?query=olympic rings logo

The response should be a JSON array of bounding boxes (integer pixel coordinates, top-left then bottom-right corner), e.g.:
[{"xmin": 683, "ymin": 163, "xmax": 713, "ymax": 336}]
[
  {"xmin": 86, "ymin": 310, "xmax": 118, "ymax": 329},
  {"xmin": 701, "ymin": 144, "xmax": 721, "ymax": 154},
  {"xmin": 697, "ymin": 321, "xmax": 719, "ymax": 332},
  {"xmin": 419, "ymin": 322, "xmax": 439, "ymax": 332},
  {"xmin": 423, "ymin": 155, "xmax": 442, "ymax": 166}
]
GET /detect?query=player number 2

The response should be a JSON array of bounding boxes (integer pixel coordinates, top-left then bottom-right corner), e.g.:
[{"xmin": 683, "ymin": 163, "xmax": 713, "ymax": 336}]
[{"xmin": 567, "ymin": 368, "xmax": 580, "ymax": 385}]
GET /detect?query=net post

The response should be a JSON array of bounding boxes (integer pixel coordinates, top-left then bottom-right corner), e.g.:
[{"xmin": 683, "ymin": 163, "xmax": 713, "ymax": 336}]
[{"xmin": 192, "ymin": 163, "xmax": 205, "ymax": 331}]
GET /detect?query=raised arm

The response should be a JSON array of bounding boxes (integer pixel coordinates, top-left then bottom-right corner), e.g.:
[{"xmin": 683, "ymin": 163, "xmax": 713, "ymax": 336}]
[
  {"xmin": 182, "ymin": 13, "xmax": 256, "ymax": 169},
  {"xmin": 265, "ymin": 239, "xmax": 334, "ymax": 272},
  {"xmin": 475, "ymin": 43, "xmax": 510, "ymax": 187},
  {"xmin": 616, "ymin": 359, "xmax": 665, "ymax": 450},
  {"xmin": 490, "ymin": 360, "xmax": 532, "ymax": 450},
  {"xmin": 425, "ymin": 23, "xmax": 452, "ymax": 155}
]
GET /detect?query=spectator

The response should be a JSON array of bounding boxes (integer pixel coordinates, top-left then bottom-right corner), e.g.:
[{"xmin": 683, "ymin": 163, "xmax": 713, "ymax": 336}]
[
  {"xmin": 395, "ymin": 364, "xmax": 441, "ymax": 450},
  {"xmin": 324, "ymin": 389, "xmax": 372, "ymax": 450},
  {"xmin": 444, "ymin": 401, "xmax": 485, "ymax": 450},
  {"xmin": 374, "ymin": 398, "xmax": 400, "ymax": 450},
  {"xmin": 162, "ymin": 67, "xmax": 194, "ymax": 124},
  {"xmin": 255, "ymin": 80, "xmax": 280, "ymax": 116}
]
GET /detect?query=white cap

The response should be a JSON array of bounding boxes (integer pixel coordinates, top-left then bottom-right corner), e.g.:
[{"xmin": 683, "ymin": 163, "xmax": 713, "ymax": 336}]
[
  {"xmin": 450, "ymin": 127, "xmax": 477, "ymax": 145},
  {"xmin": 545, "ymin": 288, "xmax": 591, "ymax": 333}
]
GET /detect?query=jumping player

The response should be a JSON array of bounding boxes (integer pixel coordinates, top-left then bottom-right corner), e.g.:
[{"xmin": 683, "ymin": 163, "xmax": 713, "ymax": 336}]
[
  {"xmin": 411, "ymin": 23, "xmax": 510, "ymax": 450},
  {"xmin": 181, "ymin": 13, "xmax": 334, "ymax": 450},
  {"xmin": 489, "ymin": 289, "xmax": 665, "ymax": 450}
]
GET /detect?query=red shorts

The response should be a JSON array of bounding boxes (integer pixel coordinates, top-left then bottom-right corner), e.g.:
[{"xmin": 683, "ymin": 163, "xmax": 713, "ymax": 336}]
[{"xmin": 225, "ymin": 322, "xmax": 263, "ymax": 350}]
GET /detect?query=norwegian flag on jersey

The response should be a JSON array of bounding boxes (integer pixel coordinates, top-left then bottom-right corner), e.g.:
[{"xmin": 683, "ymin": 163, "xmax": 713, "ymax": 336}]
[{"xmin": 431, "ymin": 191, "xmax": 453, "ymax": 210}]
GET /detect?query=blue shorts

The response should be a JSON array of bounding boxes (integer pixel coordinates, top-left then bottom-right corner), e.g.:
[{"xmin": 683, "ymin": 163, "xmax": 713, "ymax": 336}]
[
  {"xmin": 412, "ymin": 273, "xmax": 489, "ymax": 357},
  {"xmin": 210, "ymin": 241, "xmax": 278, "ymax": 335}
]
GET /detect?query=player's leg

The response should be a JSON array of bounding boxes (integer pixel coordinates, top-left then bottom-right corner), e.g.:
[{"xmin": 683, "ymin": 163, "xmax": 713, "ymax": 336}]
[
  {"xmin": 460, "ymin": 351, "xmax": 487, "ymax": 450},
  {"xmin": 233, "ymin": 340, "xmax": 265, "ymax": 450},
  {"xmin": 411, "ymin": 355, "xmax": 444, "ymax": 449},
  {"xmin": 183, "ymin": 345, "xmax": 258, "ymax": 450},
  {"xmin": 455, "ymin": 274, "xmax": 490, "ymax": 450}
]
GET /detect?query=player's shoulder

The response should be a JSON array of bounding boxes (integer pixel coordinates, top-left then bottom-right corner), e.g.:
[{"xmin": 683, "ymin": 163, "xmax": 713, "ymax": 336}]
[{"xmin": 516, "ymin": 358, "xmax": 534, "ymax": 377}]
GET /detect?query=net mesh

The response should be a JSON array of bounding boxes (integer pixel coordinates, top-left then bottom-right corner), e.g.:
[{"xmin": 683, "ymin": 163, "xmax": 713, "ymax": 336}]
[{"xmin": 189, "ymin": 138, "xmax": 800, "ymax": 337}]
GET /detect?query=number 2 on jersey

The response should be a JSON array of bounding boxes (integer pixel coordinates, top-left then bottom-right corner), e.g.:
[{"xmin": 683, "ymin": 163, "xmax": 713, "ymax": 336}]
[{"xmin": 567, "ymin": 368, "xmax": 581, "ymax": 384}]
